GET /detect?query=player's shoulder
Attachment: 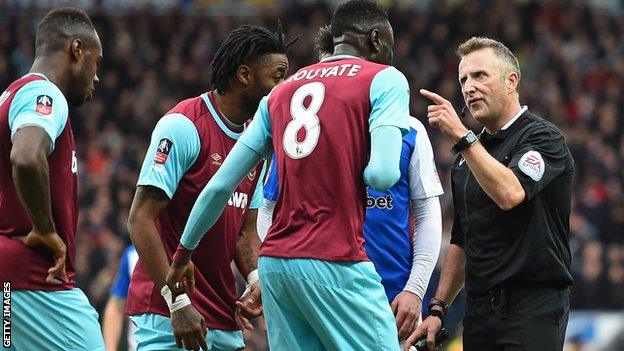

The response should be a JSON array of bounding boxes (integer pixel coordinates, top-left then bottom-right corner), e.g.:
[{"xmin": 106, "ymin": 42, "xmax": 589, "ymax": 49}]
[
  {"xmin": 408, "ymin": 116, "xmax": 426, "ymax": 133},
  {"xmin": 369, "ymin": 65, "xmax": 409, "ymax": 93},
  {"xmin": 13, "ymin": 77, "xmax": 67, "ymax": 108},
  {"xmin": 165, "ymin": 95, "xmax": 206, "ymax": 122}
]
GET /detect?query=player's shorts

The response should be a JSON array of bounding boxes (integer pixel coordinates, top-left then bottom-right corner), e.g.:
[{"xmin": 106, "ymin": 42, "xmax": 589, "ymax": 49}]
[
  {"xmin": 259, "ymin": 256, "xmax": 400, "ymax": 351},
  {"xmin": 130, "ymin": 313, "xmax": 245, "ymax": 351},
  {"xmin": 7, "ymin": 288, "xmax": 104, "ymax": 351}
]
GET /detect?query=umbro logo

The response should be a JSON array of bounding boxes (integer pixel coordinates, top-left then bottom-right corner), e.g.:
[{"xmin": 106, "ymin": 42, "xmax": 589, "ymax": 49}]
[{"xmin": 211, "ymin": 153, "xmax": 222, "ymax": 166}]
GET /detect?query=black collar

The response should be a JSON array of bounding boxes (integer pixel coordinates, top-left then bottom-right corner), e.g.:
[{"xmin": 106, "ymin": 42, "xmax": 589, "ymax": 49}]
[{"xmin": 479, "ymin": 110, "xmax": 530, "ymax": 142}]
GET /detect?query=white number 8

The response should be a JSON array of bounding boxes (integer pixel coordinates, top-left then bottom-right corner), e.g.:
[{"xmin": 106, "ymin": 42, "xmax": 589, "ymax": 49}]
[{"xmin": 283, "ymin": 82, "xmax": 324, "ymax": 159}]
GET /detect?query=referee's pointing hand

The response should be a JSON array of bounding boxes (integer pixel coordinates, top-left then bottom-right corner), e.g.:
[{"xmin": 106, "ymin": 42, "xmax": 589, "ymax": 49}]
[{"xmin": 420, "ymin": 89, "xmax": 468, "ymax": 143}]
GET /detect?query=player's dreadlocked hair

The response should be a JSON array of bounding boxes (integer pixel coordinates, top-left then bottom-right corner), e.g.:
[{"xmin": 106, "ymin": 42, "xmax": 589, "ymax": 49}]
[
  {"xmin": 211, "ymin": 23, "xmax": 297, "ymax": 94},
  {"xmin": 36, "ymin": 7, "xmax": 97, "ymax": 56},
  {"xmin": 314, "ymin": 25, "xmax": 334, "ymax": 59},
  {"xmin": 331, "ymin": 0, "xmax": 388, "ymax": 38}
]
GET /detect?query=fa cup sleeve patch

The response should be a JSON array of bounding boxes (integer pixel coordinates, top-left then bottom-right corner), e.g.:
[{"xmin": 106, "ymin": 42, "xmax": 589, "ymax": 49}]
[
  {"xmin": 154, "ymin": 138, "xmax": 173, "ymax": 164},
  {"xmin": 35, "ymin": 95, "xmax": 53, "ymax": 115},
  {"xmin": 518, "ymin": 150, "xmax": 545, "ymax": 181}
]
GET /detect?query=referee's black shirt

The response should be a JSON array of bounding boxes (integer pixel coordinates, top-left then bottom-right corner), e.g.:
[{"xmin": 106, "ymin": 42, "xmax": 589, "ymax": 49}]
[{"xmin": 450, "ymin": 109, "xmax": 574, "ymax": 295}]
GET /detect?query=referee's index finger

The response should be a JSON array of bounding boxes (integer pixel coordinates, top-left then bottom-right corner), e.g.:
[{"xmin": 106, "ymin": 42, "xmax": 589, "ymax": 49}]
[{"xmin": 420, "ymin": 89, "xmax": 448, "ymax": 105}]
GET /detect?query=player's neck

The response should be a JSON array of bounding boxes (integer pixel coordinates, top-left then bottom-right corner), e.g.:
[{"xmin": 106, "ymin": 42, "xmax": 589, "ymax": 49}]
[
  {"xmin": 30, "ymin": 57, "xmax": 69, "ymax": 96},
  {"xmin": 333, "ymin": 43, "xmax": 365, "ymax": 60},
  {"xmin": 211, "ymin": 91, "xmax": 248, "ymax": 126}
]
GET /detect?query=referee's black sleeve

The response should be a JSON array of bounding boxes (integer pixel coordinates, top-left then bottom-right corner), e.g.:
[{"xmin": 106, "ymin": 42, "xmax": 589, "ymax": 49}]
[
  {"xmin": 449, "ymin": 174, "xmax": 464, "ymax": 247},
  {"xmin": 450, "ymin": 212, "xmax": 464, "ymax": 247},
  {"xmin": 509, "ymin": 125, "xmax": 573, "ymax": 202}
]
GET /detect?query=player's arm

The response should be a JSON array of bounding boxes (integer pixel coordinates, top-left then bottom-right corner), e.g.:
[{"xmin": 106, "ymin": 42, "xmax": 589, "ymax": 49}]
[
  {"xmin": 405, "ymin": 196, "xmax": 442, "ymax": 297},
  {"xmin": 365, "ymin": 67, "xmax": 411, "ymax": 191},
  {"xmin": 234, "ymin": 161, "xmax": 265, "ymax": 280},
  {"xmin": 102, "ymin": 296, "xmax": 125, "ymax": 351},
  {"xmin": 128, "ymin": 114, "xmax": 208, "ymax": 350},
  {"xmin": 128, "ymin": 114, "xmax": 199, "ymax": 290},
  {"xmin": 11, "ymin": 127, "xmax": 55, "ymax": 237},
  {"xmin": 233, "ymin": 208, "xmax": 263, "ymax": 331},
  {"xmin": 403, "ymin": 120, "xmax": 444, "ymax": 299},
  {"xmin": 103, "ymin": 249, "xmax": 132, "ymax": 351},
  {"xmin": 234, "ymin": 209, "xmax": 261, "ymax": 281},
  {"xmin": 127, "ymin": 186, "xmax": 170, "ymax": 289},
  {"xmin": 8, "ymin": 81, "xmax": 69, "ymax": 283},
  {"xmin": 394, "ymin": 121, "xmax": 443, "ymax": 341}
]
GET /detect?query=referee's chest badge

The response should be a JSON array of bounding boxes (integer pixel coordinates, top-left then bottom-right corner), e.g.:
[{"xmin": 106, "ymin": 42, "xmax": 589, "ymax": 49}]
[{"xmin": 518, "ymin": 150, "xmax": 545, "ymax": 181}]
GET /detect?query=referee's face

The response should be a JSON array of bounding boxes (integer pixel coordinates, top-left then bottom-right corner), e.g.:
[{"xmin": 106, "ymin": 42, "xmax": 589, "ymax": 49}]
[{"xmin": 458, "ymin": 48, "xmax": 510, "ymax": 126}]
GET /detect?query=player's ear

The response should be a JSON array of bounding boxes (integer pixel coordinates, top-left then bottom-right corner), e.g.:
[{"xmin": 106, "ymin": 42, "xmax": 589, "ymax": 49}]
[
  {"xmin": 69, "ymin": 38, "xmax": 84, "ymax": 62},
  {"xmin": 369, "ymin": 28, "xmax": 381, "ymax": 53},
  {"xmin": 237, "ymin": 64, "xmax": 253, "ymax": 87}
]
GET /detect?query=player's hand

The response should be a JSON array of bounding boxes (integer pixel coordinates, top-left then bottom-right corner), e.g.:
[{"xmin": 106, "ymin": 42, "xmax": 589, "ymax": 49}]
[
  {"xmin": 15, "ymin": 229, "xmax": 67, "ymax": 284},
  {"xmin": 391, "ymin": 291, "xmax": 422, "ymax": 341},
  {"xmin": 420, "ymin": 89, "xmax": 469, "ymax": 143},
  {"xmin": 171, "ymin": 304, "xmax": 208, "ymax": 351},
  {"xmin": 234, "ymin": 281, "xmax": 262, "ymax": 331},
  {"xmin": 403, "ymin": 315, "xmax": 442, "ymax": 351},
  {"xmin": 166, "ymin": 261, "xmax": 196, "ymax": 298}
]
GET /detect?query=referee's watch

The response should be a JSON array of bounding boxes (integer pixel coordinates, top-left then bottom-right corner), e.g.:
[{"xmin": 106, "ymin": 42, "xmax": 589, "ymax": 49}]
[{"xmin": 451, "ymin": 130, "xmax": 478, "ymax": 155}]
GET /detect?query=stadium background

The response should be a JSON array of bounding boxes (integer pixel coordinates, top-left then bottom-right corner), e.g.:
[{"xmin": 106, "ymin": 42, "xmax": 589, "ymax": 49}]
[{"xmin": 1, "ymin": 0, "xmax": 623, "ymax": 350}]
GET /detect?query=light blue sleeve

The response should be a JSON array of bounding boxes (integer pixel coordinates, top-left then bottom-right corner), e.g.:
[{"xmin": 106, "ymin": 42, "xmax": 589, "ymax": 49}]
[
  {"xmin": 238, "ymin": 96, "xmax": 273, "ymax": 157},
  {"xmin": 180, "ymin": 142, "xmax": 264, "ymax": 250},
  {"xmin": 8, "ymin": 80, "xmax": 69, "ymax": 152},
  {"xmin": 136, "ymin": 114, "xmax": 200, "ymax": 199},
  {"xmin": 249, "ymin": 160, "xmax": 267, "ymax": 209},
  {"xmin": 368, "ymin": 66, "xmax": 410, "ymax": 135},
  {"xmin": 364, "ymin": 125, "xmax": 403, "ymax": 191}
]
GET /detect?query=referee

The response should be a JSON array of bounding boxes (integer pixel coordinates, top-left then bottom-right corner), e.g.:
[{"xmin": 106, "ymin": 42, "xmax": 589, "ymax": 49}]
[{"xmin": 405, "ymin": 37, "xmax": 574, "ymax": 351}]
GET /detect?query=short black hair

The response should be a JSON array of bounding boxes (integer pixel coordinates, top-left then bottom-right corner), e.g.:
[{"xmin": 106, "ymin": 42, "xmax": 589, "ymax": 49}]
[
  {"xmin": 35, "ymin": 7, "xmax": 96, "ymax": 56},
  {"xmin": 210, "ymin": 23, "xmax": 295, "ymax": 94},
  {"xmin": 330, "ymin": 0, "xmax": 388, "ymax": 38},
  {"xmin": 314, "ymin": 25, "xmax": 333, "ymax": 58}
]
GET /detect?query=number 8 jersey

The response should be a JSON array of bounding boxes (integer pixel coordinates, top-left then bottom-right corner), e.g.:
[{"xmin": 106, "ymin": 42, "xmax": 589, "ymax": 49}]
[{"xmin": 246, "ymin": 55, "xmax": 410, "ymax": 262}]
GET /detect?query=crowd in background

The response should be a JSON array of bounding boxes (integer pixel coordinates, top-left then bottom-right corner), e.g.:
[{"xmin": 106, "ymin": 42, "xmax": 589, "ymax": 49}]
[{"xmin": 1, "ymin": 0, "xmax": 622, "ymax": 349}]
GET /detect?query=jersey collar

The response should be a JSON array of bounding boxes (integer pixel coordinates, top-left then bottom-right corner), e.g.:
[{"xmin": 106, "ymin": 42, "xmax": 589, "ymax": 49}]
[
  {"xmin": 320, "ymin": 54, "xmax": 363, "ymax": 63},
  {"xmin": 23, "ymin": 72, "xmax": 50, "ymax": 81},
  {"xmin": 501, "ymin": 105, "xmax": 528, "ymax": 131},
  {"xmin": 480, "ymin": 106, "xmax": 529, "ymax": 142},
  {"xmin": 201, "ymin": 91, "xmax": 246, "ymax": 140}
]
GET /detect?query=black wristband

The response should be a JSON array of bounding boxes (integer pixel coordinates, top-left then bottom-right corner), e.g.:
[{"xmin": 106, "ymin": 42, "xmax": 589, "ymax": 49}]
[
  {"xmin": 428, "ymin": 308, "xmax": 445, "ymax": 327},
  {"xmin": 428, "ymin": 298, "xmax": 449, "ymax": 316}
]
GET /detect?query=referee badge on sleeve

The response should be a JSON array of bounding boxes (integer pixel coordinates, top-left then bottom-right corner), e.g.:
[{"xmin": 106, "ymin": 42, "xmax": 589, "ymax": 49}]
[{"xmin": 518, "ymin": 150, "xmax": 545, "ymax": 181}]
